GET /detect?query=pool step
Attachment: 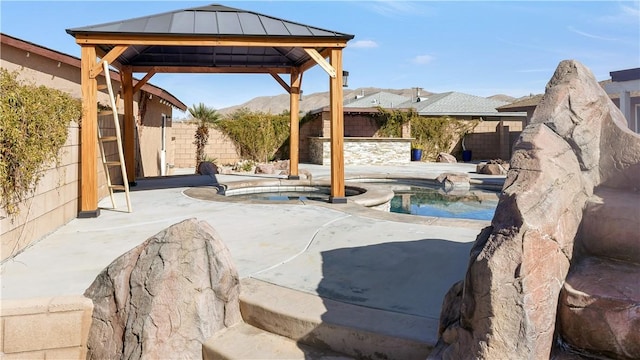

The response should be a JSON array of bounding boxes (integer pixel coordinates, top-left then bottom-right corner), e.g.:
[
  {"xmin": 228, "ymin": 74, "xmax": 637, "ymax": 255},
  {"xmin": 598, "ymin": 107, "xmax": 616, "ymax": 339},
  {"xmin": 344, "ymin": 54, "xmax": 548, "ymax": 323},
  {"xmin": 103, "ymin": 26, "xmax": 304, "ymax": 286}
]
[
  {"xmin": 238, "ymin": 278, "xmax": 436, "ymax": 360},
  {"xmin": 203, "ymin": 322, "xmax": 352, "ymax": 359}
]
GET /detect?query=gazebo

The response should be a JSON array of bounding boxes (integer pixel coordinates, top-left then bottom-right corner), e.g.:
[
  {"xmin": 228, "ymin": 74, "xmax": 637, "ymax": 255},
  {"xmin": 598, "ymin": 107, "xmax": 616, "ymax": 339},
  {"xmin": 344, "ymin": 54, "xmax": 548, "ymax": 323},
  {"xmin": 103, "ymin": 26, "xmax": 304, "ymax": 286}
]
[{"xmin": 66, "ymin": 3, "xmax": 354, "ymax": 217}]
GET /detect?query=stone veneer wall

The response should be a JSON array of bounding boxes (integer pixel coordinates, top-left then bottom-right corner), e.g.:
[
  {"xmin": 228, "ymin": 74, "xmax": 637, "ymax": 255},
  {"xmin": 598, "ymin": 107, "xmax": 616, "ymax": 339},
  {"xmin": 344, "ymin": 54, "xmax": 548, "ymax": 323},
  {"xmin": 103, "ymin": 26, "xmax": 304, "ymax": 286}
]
[
  {"xmin": 309, "ymin": 137, "xmax": 412, "ymax": 165},
  {"xmin": 0, "ymin": 296, "xmax": 93, "ymax": 359},
  {"xmin": 170, "ymin": 122, "xmax": 241, "ymax": 169}
]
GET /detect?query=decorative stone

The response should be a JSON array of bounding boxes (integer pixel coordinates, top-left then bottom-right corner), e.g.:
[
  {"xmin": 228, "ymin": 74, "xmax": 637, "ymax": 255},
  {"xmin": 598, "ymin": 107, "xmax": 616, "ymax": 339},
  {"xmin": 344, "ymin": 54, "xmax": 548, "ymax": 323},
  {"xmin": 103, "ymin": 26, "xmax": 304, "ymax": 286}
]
[
  {"xmin": 254, "ymin": 163, "xmax": 275, "ymax": 174},
  {"xmin": 84, "ymin": 218, "xmax": 241, "ymax": 360},
  {"xmin": 558, "ymin": 257, "xmax": 640, "ymax": 359},
  {"xmin": 429, "ymin": 60, "xmax": 640, "ymax": 360},
  {"xmin": 198, "ymin": 161, "xmax": 218, "ymax": 175},
  {"xmin": 476, "ymin": 159, "xmax": 509, "ymax": 175},
  {"xmin": 436, "ymin": 153, "xmax": 457, "ymax": 163},
  {"xmin": 435, "ymin": 172, "xmax": 470, "ymax": 193}
]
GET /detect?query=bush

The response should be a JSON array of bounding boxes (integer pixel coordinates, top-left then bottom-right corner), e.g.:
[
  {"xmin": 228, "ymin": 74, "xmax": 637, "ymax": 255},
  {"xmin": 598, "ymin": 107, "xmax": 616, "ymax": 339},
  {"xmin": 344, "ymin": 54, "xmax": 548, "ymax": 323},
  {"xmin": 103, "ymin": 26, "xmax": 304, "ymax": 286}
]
[
  {"xmin": 0, "ymin": 69, "xmax": 81, "ymax": 217},
  {"xmin": 411, "ymin": 117, "xmax": 478, "ymax": 161},
  {"xmin": 216, "ymin": 108, "xmax": 290, "ymax": 162}
]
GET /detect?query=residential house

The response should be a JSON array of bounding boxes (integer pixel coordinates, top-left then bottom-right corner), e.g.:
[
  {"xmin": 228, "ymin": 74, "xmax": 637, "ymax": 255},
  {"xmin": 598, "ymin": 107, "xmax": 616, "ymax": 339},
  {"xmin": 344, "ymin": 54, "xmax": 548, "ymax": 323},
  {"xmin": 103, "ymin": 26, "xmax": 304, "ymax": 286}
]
[
  {"xmin": 301, "ymin": 90, "xmax": 526, "ymax": 164},
  {"xmin": 498, "ymin": 68, "xmax": 640, "ymax": 134}
]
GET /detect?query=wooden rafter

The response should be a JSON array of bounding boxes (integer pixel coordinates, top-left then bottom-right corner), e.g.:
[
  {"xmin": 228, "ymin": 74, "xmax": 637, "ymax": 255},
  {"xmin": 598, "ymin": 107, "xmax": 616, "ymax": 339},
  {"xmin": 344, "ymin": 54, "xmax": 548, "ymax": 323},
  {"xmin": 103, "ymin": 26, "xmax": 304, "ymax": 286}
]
[
  {"xmin": 75, "ymin": 34, "xmax": 349, "ymax": 48},
  {"xmin": 304, "ymin": 48, "xmax": 336, "ymax": 78},
  {"xmin": 132, "ymin": 70, "xmax": 156, "ymax": 94},
  {"xmin": 270, "ymin": 72, "xmax": 291, "ymax": 93},
  {"xmin": 90, "ymin": 45, "xmax": 128, "ymax": 78},
  {"xmin": 299, "ymin": 48, "xmax": 331, "ymax": 73},
  {"xmin": 131, "ymin": 66, "xmax": 291, "ymax": 74}
]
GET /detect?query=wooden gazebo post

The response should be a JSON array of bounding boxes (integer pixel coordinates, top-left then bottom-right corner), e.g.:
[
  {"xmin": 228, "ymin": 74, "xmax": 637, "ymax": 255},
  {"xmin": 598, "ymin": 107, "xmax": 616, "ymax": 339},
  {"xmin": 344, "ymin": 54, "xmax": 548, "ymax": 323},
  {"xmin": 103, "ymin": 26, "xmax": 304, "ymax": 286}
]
[
  {"xmin": 289, "ymin": 68, "xmax": 302, "ymax": 180},
  {"xmin": 329, "ymin": 48, "xmax": 346, "ymax": 202},
  {"xmin": 78, "ymin": 45, "xmax": 100, "ymax": 218}
]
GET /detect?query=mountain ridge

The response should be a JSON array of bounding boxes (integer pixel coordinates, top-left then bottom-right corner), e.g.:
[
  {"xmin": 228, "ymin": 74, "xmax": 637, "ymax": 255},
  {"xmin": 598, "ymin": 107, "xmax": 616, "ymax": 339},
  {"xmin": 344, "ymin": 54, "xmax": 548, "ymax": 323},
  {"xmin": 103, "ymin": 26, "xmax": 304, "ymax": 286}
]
[{"xmin": 217, "ymin": 87, "xmax": 518, "ymax": 115}]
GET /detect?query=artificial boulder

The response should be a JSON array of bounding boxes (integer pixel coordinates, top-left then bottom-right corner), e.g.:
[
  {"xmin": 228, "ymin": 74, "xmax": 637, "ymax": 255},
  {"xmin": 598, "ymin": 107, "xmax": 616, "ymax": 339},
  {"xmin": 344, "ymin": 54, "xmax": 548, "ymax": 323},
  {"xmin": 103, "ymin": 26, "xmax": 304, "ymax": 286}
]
[
  {"xmin": 436, "ymin": 153, "xmax": 457, "ymax": 163},
  {"xmin": 85, "ymin": 218, "xmax": 241, "ymax": 360},
  {"xmin": 435, "ymin": 172, "xmax": 470, "ymax": 194},
  {"xmin": 429, "ymin": 60, "xmax": 640, "ymax": 360},
  {"xmin": 476, "ymin": 160, "xmax": 509, "ymax": 175},
  {"xmin": 198, "ymin": 161, "xmax": 218, "ymax": 176}
]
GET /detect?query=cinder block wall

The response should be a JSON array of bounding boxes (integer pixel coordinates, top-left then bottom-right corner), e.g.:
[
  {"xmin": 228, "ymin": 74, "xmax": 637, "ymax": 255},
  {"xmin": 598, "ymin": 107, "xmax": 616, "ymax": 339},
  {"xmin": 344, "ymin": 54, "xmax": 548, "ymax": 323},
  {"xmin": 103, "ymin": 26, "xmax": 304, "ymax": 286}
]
[
  {"xmin": 0, "ymin": 296, "xmax": 93, "ymax": 359},
  {"xmin": 464, "ymin": 120, "xmax": 523, "ymax": 161},
  {"xmin": 171, "ymin": 122, "xmax": 241, "ymax": 169},
  {"xmin": 0, "ymin": 116, "xmax": 119, "ymax": 263}
]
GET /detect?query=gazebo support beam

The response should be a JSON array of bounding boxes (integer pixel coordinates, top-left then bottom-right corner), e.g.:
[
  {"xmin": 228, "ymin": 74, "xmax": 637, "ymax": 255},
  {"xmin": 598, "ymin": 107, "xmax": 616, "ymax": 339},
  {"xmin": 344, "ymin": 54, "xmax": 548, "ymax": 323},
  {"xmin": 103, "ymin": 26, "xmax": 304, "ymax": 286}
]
[
  {"xmin": 121, "ymin": 66, "xmax": 136, "ymax": 185},
  {"xmin": 133, "ymin": 70, "xmax": 156, "ymax": 94},
  {"xmin": 78, "ymin": 45, "xmax": 99, "ymax": 217},
  {"xmin": 270, "ymin": 72, "xmax": 291, "ymax": 93},
  {"xmin": 328, "ymin": 48, "xmax": 346, "ymax": 203},
  {"xmin": 289, "ymin": 68, "xmax": 302, "ymax": 180}
]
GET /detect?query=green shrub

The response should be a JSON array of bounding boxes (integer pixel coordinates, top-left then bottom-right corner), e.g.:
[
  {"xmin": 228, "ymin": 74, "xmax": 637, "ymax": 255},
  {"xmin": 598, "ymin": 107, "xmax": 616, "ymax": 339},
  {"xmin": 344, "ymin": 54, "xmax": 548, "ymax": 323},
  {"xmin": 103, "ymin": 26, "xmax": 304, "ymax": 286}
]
[
  {"xmin": 411, "ymin": 117, "xmax": 478, "ymax": 161},
  {"xmin": 216, "ymin": 108, "xmax": 290, "ymax": 162},
  {"xmin": 0, "ymin": 69, "xmax": 81, "ymax": 217},
  {"xmin": 373, "ymin": 107, "xmax": 418, "ymax": 138}
]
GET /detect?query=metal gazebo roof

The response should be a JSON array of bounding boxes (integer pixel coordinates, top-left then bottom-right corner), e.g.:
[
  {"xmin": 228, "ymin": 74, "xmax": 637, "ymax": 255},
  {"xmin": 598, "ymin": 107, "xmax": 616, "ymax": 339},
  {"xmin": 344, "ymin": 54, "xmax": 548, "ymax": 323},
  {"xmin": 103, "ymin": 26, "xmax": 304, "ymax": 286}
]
[
  {"xmin": 66, "ymin": 3, "xmax": 353, "ymax": 218},
  {"xmin": 66, "ymin": 4, "xmax": 354, "ymax": 71}
]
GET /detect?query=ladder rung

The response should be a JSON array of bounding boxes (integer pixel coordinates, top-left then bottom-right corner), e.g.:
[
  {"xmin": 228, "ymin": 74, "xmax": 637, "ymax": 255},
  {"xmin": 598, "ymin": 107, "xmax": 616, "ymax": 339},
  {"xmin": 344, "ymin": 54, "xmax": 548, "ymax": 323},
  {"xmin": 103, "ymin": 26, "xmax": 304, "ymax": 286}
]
[
  {"xmin": 99, "ymin": 136, "xmax": 118, "ymax": 142},
  {"xmin": 109, "ymin": 185, "xmax": 126, "ymax": 191},
  {"xmin": 105, "ymin": 161, "xmax": 121, "ymax": 166},
  {"xmin": 97, "ymin": 84, "xmax": 108, "ymax": 90},
  {"xmin": 98, "ymin": 110, "xmax": 113, "ymax": 116}
]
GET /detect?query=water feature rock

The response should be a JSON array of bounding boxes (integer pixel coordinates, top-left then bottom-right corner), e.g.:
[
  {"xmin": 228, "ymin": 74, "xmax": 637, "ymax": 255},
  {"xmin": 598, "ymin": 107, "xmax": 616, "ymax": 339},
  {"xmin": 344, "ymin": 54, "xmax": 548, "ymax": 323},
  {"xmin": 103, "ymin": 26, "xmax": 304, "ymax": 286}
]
[
  {"xmin": 429, "ymin": 60, "xmax": 640, "ymax": 360},
  {"xmin": 84, "ymin": 218, "xmax": 241, "ymax": 360},
  {"xmin": 476, "ymin": 160, "xmax": 509, "ymax": 175},
  {"xmin": 558, "ymin": 257, "xmax": 640, "ymax": 359},
  {"xmin": 435, "ymin": 172, "xmax": 470, "ymax": 193},
  {"xmin": 436, "ymin": 153, "xmax": 457, "ymax": 163}
]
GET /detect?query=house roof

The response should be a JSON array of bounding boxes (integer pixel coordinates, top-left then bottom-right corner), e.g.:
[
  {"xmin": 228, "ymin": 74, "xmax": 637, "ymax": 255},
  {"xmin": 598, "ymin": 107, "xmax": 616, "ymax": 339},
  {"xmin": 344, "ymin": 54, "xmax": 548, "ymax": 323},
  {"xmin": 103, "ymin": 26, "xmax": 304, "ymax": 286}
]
[
  {"xmin": 496, "ymin": 94, "xmax": 544, "ymax": 112},
  {"xmin": 66, "ymin": 4, "xmax": 354, "ymax": 70},
  {"xmin": 0, "ymin": 33, "xmax": 187, "ymax": 111},
  {"xmin": 344, "ymin": 91, "xmax": 410, "ymax": 108},
  {"xmin": 399, "ymin": 91, "xmax": 518, "ymax": 116}
]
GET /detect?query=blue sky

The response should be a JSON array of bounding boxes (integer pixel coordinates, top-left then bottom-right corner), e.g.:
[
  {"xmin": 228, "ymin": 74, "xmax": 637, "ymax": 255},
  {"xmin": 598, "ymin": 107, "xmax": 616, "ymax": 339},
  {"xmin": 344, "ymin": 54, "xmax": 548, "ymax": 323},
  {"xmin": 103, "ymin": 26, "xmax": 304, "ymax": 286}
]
[{"xmin": 2, "ymin": 1, "xmax": 639, "ymax": 118}]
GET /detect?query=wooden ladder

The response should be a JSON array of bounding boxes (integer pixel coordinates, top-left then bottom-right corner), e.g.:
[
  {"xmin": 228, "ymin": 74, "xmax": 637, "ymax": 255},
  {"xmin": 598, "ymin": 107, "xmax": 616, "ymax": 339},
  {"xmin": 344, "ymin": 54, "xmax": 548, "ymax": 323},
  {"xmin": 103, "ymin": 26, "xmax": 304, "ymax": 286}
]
[{"xmin": 97, "ymin": 60, "xmax": 132, "ymax": 212}]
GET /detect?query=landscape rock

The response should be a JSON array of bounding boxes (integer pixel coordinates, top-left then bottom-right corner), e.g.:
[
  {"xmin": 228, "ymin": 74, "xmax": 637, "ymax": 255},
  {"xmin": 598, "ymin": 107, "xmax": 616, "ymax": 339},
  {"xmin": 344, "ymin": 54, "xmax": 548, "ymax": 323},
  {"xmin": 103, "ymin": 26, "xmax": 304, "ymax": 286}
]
[
  {"xmin": 476, "ymin": 159, "xmax": 509, "ymax": 175},
  {"xmin": 558, "ymin": 257, "xmax": 640, "ymax": 359},
  {"xmin": 198, "ymin": 161, "xmax": 218, "ymax": 176},
  {"xmin": 254, "ymin": 163, "xmax": 275, "ymax": 174},
  {"xmin": 436, "ymin": 153, "xmax": 457, "ymax": 163},
  {"xmin": 429, "ymin": 60, "xmax": 640, "ymax": 360},
  {"xmin": 84, "ymin": 218, "xmax": 241, "ymax": 360},
  {"xmin": 435, "ymin": 172, "xmax": 470, "ymax": 193}
]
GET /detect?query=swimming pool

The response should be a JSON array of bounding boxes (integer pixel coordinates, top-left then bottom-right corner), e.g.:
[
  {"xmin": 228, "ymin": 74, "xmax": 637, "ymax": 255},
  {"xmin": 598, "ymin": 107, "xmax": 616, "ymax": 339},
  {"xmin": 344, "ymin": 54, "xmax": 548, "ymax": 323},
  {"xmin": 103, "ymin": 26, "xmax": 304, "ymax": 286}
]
[{"xmin": 386, "ymin": 184, "xmax": 499, "ymax": 221}]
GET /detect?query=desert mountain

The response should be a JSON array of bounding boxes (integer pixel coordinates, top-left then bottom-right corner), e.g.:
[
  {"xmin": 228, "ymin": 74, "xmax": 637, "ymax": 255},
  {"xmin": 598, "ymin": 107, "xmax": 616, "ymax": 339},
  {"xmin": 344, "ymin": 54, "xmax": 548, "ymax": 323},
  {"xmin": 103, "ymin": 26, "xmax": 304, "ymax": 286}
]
[{"xmin": 217, "ymin": 87, "xmax": 517, "ymax": 115}]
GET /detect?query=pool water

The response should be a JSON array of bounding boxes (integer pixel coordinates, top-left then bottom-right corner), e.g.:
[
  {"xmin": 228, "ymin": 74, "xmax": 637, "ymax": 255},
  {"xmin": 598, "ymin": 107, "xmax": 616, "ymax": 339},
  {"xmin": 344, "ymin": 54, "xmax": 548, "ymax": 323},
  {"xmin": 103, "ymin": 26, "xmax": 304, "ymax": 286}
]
[{"xmin": 389, "ymin": 185, "xmax": 499, "ymax": 221}]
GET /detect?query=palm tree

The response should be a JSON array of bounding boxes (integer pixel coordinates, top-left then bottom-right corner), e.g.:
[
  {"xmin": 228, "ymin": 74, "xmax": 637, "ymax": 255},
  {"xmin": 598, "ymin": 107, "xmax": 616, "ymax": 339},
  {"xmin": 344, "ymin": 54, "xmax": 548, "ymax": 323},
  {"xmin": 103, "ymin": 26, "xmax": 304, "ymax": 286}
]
[{"xmin": 188, "ymin": 103, "xmax": 220, "ymax": 173}]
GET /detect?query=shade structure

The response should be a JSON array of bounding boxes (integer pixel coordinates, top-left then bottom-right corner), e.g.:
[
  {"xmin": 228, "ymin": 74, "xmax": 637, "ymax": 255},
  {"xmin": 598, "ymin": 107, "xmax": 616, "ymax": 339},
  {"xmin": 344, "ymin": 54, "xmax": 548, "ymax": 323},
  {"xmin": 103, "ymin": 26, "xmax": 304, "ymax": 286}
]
[{"xmin": 67, "ymin": 3, "xmax": 354, "ymax": 217}]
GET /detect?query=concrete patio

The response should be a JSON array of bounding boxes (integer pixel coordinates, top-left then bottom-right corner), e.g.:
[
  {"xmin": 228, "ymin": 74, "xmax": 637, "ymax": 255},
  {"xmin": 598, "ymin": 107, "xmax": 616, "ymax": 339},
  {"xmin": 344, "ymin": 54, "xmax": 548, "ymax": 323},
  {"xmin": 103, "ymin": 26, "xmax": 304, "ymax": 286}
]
[{"xmin": 1, "ymin": 162, "xmax": 503, "ymax": 358}]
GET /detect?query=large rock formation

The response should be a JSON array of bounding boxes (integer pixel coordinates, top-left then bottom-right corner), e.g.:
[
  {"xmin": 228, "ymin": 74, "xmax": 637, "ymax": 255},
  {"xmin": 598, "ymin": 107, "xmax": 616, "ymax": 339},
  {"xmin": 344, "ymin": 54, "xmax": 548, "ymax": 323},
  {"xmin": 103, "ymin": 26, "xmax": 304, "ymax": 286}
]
[
  {"xmin": 429, "ymin": 60, "xmax": 640, "ymax": 359},
  {"xmin": 84, "ymin": 218, "xmax": 241, "ymax": 360}
]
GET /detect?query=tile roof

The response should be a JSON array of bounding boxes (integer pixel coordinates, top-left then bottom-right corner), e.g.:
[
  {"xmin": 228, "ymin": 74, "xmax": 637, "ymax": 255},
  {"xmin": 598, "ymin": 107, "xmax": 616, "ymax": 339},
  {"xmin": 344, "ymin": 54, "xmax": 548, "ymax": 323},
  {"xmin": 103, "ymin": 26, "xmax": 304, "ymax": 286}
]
[
  {"xmin": 399, "ymin": 92, "xmax": 510, "ymax": 115},
  {"xmin": 343, "ymin": 91, "xmax": 410, "ymax": 108}
]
